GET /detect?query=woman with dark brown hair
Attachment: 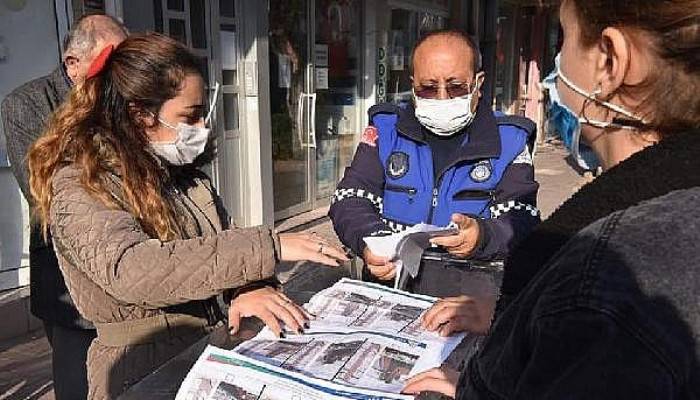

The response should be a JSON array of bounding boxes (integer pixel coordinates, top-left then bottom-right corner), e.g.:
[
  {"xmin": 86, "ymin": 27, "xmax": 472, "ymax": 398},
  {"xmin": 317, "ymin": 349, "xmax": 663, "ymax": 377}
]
[
  {"xmin": 28, "ymin": 33, "xmax": 348, "ymax": 399},
  {"xmin": 403, "ymin": 0, "xmax": 700, "ymax": 398}
]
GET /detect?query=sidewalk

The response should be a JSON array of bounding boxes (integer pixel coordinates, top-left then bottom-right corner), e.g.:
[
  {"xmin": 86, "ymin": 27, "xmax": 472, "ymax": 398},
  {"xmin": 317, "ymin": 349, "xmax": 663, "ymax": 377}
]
[{"xmin": 0, "ymin": 140, "xmax": 584, "ymax": 400}]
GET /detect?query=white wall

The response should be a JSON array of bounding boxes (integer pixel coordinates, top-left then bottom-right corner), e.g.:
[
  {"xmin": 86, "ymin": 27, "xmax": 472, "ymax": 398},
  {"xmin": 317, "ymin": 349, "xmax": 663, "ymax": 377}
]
[{"xmin": 0, "ymin": 0, "xmax": 62, "ymax": 290}]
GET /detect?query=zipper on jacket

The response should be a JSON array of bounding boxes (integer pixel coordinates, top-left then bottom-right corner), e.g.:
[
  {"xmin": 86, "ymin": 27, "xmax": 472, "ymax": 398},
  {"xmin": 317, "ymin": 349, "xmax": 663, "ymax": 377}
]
[
  {"xmin": 427, "ymin": 176, "xmax": 445, "ymax": 224},
  {"xmin": 385, "ymin": 183, "xmax": 418, "ymax": 203}
]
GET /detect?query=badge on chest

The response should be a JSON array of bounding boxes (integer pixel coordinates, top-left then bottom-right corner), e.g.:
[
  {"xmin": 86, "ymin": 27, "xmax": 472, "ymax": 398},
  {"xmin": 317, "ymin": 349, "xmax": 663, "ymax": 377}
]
[
  {"xmin": 387, "ymin": 152, "xmax": 410, "ymax": 179},
  {"xmin": 470, "ymin": 160, "xmax": 493, "ymax": 183}
]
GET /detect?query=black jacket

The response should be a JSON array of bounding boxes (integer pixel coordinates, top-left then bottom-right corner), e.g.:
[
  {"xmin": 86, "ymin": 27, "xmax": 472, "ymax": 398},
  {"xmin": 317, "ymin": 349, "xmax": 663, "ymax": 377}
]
[
  {"xmin": 329, "ymin": 101, "xmax": 540, "ymax": 261},
  {"xmin": 459, "ymin": 130, "xmax": 700, "ymax": 399},
  {"xmin": 1, "ymin": 67, "xmax": 94, "ymax": 329}
]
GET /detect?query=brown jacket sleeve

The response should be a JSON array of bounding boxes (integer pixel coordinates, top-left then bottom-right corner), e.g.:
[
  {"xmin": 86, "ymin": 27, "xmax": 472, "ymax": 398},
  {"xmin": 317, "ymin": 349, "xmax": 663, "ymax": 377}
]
[{"xmin": 49, "ymin": 166, "xmax": 277, "ymax": 309}]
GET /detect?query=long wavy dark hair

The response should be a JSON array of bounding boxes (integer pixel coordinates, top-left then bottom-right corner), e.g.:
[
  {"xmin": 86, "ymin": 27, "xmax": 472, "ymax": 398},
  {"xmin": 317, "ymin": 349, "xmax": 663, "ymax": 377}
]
[{"xmin": 29, "ymin": 33, "xmax": 203, "ymax": 241}]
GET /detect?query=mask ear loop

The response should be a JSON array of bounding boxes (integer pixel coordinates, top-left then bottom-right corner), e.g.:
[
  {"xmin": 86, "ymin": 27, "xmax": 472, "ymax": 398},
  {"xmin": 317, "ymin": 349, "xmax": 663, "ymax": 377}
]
[
  {"xmin": 558, "ymin": 68, "xmax": 649, "ymax": 128},
  {"xmin": 473, "ymin": 71, "xmax": 485, "ymax": 93},
  {"xmin": 576, "ymin": 82, "xmax": 637, "ymax": 130}
]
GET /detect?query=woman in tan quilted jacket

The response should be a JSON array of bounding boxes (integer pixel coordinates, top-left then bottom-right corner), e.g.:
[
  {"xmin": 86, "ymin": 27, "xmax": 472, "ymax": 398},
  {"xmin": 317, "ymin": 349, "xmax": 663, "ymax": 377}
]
[{"xmin": 26, "ymin": 33, "xmax": 348, "ymax": 399}]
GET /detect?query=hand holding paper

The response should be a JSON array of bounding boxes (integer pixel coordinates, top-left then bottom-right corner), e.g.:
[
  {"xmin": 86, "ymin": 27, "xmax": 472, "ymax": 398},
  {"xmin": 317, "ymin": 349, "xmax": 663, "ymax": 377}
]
[
  {"xmin": 362, "ymin": 247, "xmax": 396, "ymax": 281},
  {"xmin": 429, "ymin": 214, "xmax": 480, "ymax": 258},
  {"xmin": 363, "ymin": 223, "xmax": 459, "ymax": 289}
]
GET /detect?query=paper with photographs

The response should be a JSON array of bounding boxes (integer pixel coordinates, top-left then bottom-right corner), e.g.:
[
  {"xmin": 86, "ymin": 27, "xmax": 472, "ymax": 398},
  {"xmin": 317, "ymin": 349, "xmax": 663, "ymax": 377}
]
[
  {"xmin": 177, "ymin": 279, "xmax": 465, "ymax": 399},
  {"xmin": 176, "ymin": 345, "xmax": 412, "ymax": 400}
]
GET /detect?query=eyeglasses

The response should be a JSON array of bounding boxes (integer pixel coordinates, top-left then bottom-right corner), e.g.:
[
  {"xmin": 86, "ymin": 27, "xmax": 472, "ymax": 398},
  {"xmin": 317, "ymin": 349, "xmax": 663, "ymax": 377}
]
[
  {"xmin": 413, "ymin": 72, "xmax": 484, "ymax": 99},
  {"xmin": 413, "ymin": 82, "xmax": 475, "ymax": 99}
]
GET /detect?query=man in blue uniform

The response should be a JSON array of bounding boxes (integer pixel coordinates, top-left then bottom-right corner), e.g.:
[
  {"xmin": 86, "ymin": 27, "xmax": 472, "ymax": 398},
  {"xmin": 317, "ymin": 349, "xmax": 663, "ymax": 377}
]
[{"xmin": 329, "ymin": 29, "xmax": 540, "ymax": 296}]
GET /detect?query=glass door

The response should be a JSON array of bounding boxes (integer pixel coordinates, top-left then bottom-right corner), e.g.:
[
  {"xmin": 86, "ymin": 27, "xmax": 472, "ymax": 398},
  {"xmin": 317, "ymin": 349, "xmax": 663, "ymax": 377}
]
[
  {"xmin": 312, "ymin": 0, "xmax": 363, "ymax": 203},
  {"xmin": 268, "ymin": 0, "xmax": 363, "ymax": 220},
  {"xmin": 269, "ymin": 0, "xmax": 314, "ymax": 219}
]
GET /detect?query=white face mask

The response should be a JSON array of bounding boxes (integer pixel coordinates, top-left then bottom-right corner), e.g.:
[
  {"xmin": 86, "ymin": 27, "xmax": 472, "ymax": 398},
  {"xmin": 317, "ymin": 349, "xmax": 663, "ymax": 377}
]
[
  {"xmin": 413, "ymin": 74, "xmax": 483, "ymax": 137},
  {"xmin": 151, "ymin": 119, "xmax": 211, "ymax": 166},
  {"xmin": 150, "ymin": 83, "xmax": 220, "ymax": 166}
]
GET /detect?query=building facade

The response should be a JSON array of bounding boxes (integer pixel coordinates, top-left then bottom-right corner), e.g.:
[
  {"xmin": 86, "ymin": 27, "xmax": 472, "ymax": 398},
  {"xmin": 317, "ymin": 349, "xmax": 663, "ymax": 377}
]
[
  {"xmin": 492, "ymin": 0, "xmax": 560, "ymax": 140},
  {"xmin": 0, "ymin": 0, "xmax": 496, "ymax": 292}
]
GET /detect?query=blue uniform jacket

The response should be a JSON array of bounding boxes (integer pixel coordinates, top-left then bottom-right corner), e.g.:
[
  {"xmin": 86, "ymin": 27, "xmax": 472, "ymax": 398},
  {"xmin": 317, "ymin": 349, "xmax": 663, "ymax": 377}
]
[{"xmin": 329, "ymin": 101, "xmax": 541, "ymax": 261}]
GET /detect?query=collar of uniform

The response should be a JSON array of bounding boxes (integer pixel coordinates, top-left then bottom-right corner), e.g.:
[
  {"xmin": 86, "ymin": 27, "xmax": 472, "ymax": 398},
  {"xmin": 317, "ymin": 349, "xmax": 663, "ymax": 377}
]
[{"xmin": 396, "ymin": 96, "xmax": 502, "ymax": 161}]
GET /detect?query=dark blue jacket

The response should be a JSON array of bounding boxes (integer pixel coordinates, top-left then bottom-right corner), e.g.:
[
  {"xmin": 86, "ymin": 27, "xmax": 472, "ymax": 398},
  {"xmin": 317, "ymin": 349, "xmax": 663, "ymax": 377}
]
[{"xmin": 329, "ymin": 101, "xmax": 540, "ymax": 261}]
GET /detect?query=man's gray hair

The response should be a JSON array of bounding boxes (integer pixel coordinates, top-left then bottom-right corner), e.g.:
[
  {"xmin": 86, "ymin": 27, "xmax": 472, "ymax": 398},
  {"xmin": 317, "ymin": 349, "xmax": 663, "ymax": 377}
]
[
  {"xmin": 63, "ymin": 14, "xmax": 128, "ymax": 58},
  {"xmin": 411, "ymin": 29, "xmax": 483, "ymax": 73}
]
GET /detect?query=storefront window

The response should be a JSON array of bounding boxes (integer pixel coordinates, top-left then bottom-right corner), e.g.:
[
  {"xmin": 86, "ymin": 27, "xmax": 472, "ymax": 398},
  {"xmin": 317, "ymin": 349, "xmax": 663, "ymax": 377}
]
[
  {"xmin": 384, "ymin": 8, "xmax": 445, "ymax": 104},
  {"xmin": 314, "ymin": 0, "xmax": 363, "ymax": 199}
]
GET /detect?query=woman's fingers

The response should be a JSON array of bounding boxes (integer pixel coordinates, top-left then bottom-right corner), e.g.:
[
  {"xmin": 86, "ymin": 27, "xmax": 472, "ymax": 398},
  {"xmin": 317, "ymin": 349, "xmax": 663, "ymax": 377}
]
[
  {"xmin": 421, "ymin": 301, "xmax": 448, "ymax": 329},
  {"xmin": 319, "ymin": 243, "xmax": 351, "ymax": 262},
  {"xmin": 422, "ymin": 297, "xmax": 481, "ymax": 334},
  {"xmin": 228, "ymin": 306, "xmax": 242, "ymax": 335},
  {"xmin": 268, "ymin": 302, "xmax": 304, "ymax": 334},
  {"xmin": 301, "ymin": 240, "xmax": 349, "ymax": 267},
  {"xmin": 256, "ymin": 308, "xmax": 284, "ymax": 337},
  {"xmin": 272, "ymin": 296, "xmax": 309, "ymax": 330},
  {"xmin": 310, "ymin": 252, "xmax": 343, "ymax": 267},
  {"xmin": 279, "ymin": 233, "xmax": 348, "ymax": 265},
  {"xmin": 402, "ymin": 368, "xmax": 457, "ymax": 397},
  {"xmin": 438, "ymin": 319, "xmax": 464, "ymax": 337},
  {"xmin": 402, "ymin": 377, "xmax": 456, "ymax": 397},
  {"xmin": 423, "ymin": 303, "xmax": 459, "ymax": 331},
  {"xmin": 277, "ymin": 292, "xmax": 312, "ymax": 320}
]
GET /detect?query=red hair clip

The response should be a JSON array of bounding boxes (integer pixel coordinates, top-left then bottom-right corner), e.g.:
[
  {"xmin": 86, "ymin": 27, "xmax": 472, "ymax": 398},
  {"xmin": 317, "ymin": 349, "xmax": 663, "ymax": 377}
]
[{"xmin": 86, "ymin": 45, "xmax": 115, "ymax": 80}]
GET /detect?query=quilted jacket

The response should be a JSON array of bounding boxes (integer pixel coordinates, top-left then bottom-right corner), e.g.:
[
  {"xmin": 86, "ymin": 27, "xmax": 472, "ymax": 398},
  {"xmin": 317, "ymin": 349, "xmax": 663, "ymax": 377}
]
[{"xmin": 49, "ymin": 163, "xmax": 279, "ymax": 399}]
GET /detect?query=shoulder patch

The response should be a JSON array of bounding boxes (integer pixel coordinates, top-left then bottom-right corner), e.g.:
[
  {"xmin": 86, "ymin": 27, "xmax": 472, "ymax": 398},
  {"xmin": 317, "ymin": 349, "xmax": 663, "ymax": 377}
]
[{"xmin": 360, "ymin": 126, "xmax": 379, "ymax": 147}]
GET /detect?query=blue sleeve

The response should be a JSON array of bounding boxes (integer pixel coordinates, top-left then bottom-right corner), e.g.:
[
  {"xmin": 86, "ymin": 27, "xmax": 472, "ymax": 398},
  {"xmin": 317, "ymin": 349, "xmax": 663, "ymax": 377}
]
[
  {"xmin": 328, "ymin": 141, "xmax": 391, "ymax": 256},
  {"xmin": 471, "ymin": 151, "xmax": 540, "ymax": 261}
]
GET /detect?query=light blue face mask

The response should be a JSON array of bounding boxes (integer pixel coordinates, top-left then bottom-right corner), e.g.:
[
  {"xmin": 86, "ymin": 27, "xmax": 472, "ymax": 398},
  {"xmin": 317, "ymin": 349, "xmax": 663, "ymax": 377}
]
[{"xmin": 541, "ymin": 55, "xmax": 600, "ymax": 171}]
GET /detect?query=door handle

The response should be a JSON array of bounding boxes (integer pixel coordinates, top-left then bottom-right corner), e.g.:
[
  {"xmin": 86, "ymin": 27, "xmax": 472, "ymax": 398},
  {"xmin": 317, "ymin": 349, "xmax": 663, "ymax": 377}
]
[
  {"xmin": 297, "ymin": 91, "xmax": 305, "ymax": 147},
  {"xmin": 308, "ymin": 93, "xmax": 317, "ymax": 149},
  {"xmin": 296, "ymin": 92, "xmax": 317, "ymax": 148}
]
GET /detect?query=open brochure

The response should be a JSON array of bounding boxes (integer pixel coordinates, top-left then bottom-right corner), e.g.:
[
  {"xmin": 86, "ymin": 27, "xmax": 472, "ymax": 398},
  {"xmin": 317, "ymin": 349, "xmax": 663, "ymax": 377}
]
[{"xmin": 177, "ymin": 279, "xmax": 465, "ymax": 400}]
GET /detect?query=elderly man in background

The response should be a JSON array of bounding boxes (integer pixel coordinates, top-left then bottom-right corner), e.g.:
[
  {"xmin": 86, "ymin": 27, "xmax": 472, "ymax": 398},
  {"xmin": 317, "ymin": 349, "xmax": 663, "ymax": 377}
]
[{"xmin": 1, "ymin": 14, "xmax": 127, "ymax": 399}]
